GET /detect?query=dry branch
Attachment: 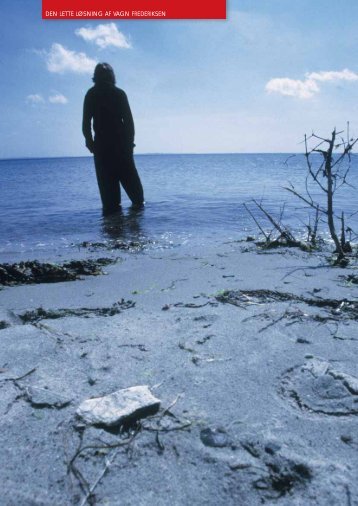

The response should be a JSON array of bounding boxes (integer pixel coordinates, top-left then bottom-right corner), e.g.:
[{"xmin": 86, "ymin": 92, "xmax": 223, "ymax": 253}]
[{"xmin": 246, "ymin": 124, "xmax": 357, "ymax": 264}]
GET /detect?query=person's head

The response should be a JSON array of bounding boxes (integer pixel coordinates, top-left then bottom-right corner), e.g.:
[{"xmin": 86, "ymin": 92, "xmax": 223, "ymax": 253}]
[{"xmin": 92, "ymin": 63, "xmax": 116, "ymax": 85}]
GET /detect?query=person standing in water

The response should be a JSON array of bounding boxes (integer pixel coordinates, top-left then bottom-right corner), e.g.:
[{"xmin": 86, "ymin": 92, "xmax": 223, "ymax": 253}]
[{"xmin": 82, "ymin": 63, "xmax": 144, "ymax": 215}]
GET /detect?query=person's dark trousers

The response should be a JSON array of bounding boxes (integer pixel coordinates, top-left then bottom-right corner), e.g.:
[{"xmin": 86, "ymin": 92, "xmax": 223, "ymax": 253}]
[
  {"xmin": 94, "ymin": 145, "xmax": 144, "ymax": 215},
  {"xmin": 118, "ymin": 152, "xmax": 144, "ymax": 206}
]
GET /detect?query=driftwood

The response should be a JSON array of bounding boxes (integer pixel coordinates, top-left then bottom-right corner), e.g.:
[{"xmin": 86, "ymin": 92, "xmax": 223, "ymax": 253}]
[
  {"xmin": 244, "ymin": 200, "xmax": 310, "ymax": 252},
  {"xmin": 244, "ymin": 124, "xmax": 357, "ymax": 264}
]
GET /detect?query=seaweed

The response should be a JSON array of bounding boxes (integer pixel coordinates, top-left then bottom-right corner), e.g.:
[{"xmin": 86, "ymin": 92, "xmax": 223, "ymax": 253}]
[{"xmin": 0, "ymin": 258, "xmax": 116, "ymax": 286}]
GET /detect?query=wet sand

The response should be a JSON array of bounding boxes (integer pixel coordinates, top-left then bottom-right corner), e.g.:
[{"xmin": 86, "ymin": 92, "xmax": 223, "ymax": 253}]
[{"xmin": 0, "ymin": 240, "xmax": 357, "ymax": 505}]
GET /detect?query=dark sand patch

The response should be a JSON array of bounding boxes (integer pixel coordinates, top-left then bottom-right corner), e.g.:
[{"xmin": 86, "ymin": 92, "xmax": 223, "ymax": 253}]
[{"xmin": 225, "ymin": 433, "xmax": 352, "ymax": 504}]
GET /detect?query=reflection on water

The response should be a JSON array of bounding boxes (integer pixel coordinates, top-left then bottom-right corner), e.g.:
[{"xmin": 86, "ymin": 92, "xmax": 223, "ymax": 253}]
[{"xmin": 101, "ymin": 206, "xmax": 145, "ymax": 242}]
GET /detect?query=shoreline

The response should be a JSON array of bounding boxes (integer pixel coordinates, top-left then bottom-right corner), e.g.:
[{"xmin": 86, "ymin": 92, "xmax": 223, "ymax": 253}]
[{"xmin": 0, "ymin": 239, "xmax": 357, "ymax": 505}]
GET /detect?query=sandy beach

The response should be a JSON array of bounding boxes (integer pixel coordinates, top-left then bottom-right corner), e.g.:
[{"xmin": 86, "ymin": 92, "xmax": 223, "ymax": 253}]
[{"xmin": 0, "ymin": 239, "xmax": 357, "ymax": 505}]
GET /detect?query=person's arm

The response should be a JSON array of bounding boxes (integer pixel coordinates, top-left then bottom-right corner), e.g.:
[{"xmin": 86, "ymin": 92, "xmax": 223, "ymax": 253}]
[
  {"xmin": 82, "ymin": 92, "xmax": 95, "ymax": 153},
  {"xmin": 121, "ymin": 92, "xmax": 135, "ymax": 150}
]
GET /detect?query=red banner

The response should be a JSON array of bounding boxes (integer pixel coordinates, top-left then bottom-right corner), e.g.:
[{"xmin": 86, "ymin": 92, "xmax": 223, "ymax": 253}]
[{"xmin": 42, "ymin": 0, "xmax": 226, "ymax": 19}]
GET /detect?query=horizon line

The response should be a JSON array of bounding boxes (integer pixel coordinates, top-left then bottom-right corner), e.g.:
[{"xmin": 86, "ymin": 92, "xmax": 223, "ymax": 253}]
[{"xmin": 0, "ymin": 152, "xmax": 310, "ymax": 162}]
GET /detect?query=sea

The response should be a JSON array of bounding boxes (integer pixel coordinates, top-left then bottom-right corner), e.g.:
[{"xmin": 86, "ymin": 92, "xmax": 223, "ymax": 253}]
[{"xmin": 0, "ymin": 153, "xmax": 357, "ymax": 262}]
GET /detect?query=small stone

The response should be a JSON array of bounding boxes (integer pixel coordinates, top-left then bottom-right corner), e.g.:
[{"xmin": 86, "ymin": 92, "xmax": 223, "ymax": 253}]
[
  {"xmin": 77, "ymin": 385, "xmax": 160, "ymax": 426},
  {"xmin": 264, "ymin": 442, "xmax": 281, "ymax": 455},
  {"xmin": 200, "ymin": 427, "xmax": 229, "ymax": 448},
  {"xmin": 340, "ymin": 435, "xmax": 353, "ymax": 444},
  {"xmin": 25, "ymin": 386, "xmax": 72, "ymax": 409}
]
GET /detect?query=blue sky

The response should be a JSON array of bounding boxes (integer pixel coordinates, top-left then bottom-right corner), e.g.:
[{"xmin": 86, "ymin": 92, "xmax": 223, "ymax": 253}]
[{"xmin": 1, "ymin": 0, "xmax": 358, "ymax": 157}]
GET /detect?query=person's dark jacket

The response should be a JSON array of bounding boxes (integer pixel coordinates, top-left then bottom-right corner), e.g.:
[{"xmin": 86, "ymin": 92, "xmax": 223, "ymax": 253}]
[{"xmin": 82, "ymin": 83, "xmax": 135, "ymax": 153}]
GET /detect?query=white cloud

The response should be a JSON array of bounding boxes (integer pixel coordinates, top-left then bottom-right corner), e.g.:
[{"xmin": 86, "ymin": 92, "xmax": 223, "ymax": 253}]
[
  {"xmin": 265, "ymin": 78, "xmax": 319, "ymax": 99},
  {"xmin": 306, "ymin": 69, "xmax": 358, "ymax": 82},
  {"xmin": 266, "ymin": 68, "xmax": 358, "ymax": 99},
  {"xmin": 49, "ymin": 94, "xmax": 68, "ymax": 104},
  {"xmin": 26, "ymin": 94, "xmax": 45, "ymax": 104},
  {"xmin": 75, "ymin": 23, "xmax": 131, "ymax": 49},
  {"xmin": 46, "ymin": 43, "xmax": 96, "ymax": 74}
]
